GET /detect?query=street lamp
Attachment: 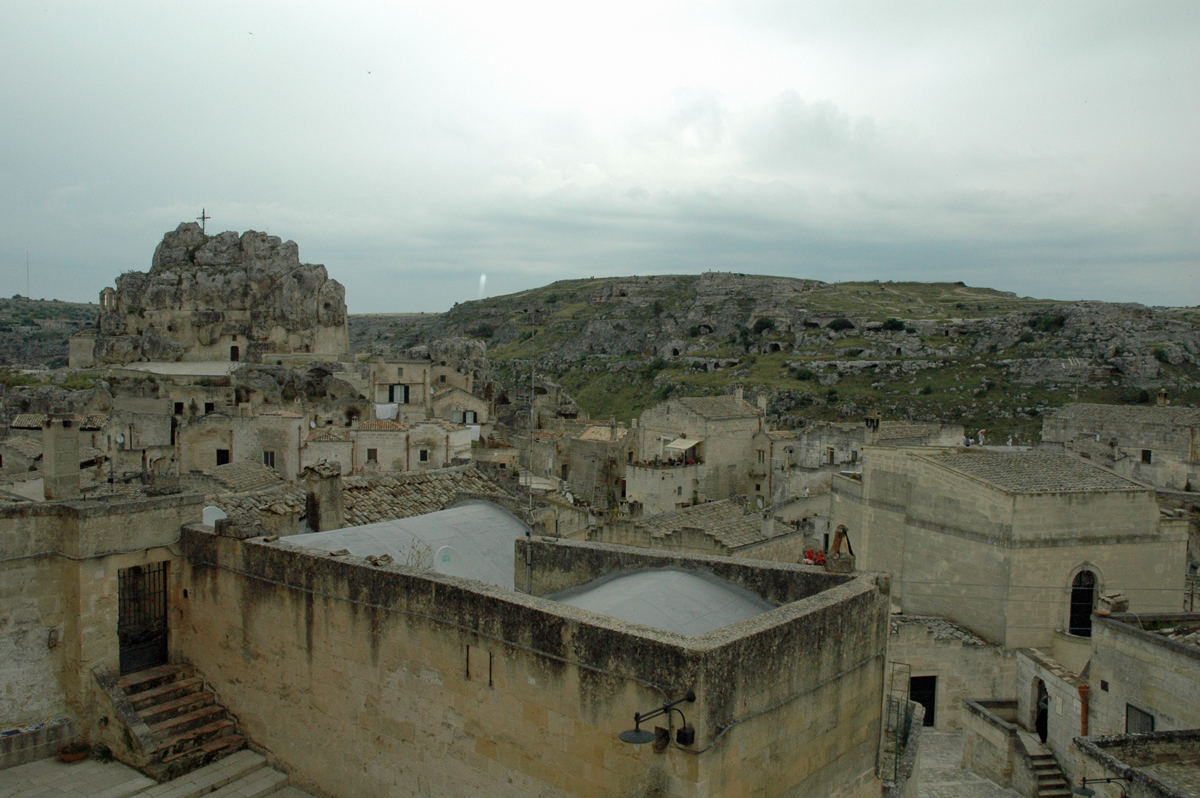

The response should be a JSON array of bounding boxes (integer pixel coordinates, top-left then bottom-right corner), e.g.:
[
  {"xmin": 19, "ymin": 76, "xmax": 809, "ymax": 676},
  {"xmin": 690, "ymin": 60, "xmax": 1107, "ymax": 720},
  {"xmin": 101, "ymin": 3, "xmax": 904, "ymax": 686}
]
[
  {"xmin": 619, "ymin": 691, "xmax": 696, "ymax": 747},
  {"xmin": 1074, "ymin": 773, "xmax": 1133, "ymax": 797}
]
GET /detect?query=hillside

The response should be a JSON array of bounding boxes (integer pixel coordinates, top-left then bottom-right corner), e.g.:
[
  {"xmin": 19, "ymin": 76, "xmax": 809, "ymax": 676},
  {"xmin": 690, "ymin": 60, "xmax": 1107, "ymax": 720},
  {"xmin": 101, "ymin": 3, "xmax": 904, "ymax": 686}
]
[
  {"xmin": 352, "ymin": 273, "xmax": 1196, "ymax": 441},
  {"xmin": 0, "ymin": 296, "xmax": 98, "ymax": 368}
]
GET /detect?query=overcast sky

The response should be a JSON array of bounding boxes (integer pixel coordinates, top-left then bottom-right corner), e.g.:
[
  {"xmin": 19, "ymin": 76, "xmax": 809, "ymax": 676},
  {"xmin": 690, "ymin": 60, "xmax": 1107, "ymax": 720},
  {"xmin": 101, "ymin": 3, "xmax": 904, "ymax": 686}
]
[{"xmin": 1, "ymin": 1, "xmax": 1196, "ymax": 312}]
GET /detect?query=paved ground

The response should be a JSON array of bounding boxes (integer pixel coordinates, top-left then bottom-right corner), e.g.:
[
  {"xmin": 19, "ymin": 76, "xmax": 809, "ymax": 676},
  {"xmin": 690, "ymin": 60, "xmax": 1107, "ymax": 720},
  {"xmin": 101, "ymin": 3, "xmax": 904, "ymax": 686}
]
[
  {"xmin": 0, "ymin": 757, "xmax": 152, "ymax": 798},
  {"xmin": 918, "ymin": 730, "xmax": 1024, "ymax": 798}
]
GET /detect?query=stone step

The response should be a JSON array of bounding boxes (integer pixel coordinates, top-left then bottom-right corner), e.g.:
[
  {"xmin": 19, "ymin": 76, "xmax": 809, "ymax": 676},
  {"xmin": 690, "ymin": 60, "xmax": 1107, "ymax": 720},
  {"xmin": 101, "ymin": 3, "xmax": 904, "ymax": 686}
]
[
  {"xmin": 149, "ymin": 703, "xmax": 228, "ymax": 738},
  {"xmin": 128, "ymin": 676, "xmax": 206, "ymax": 712},
  {"xmin": 119, "ymin": 663, "xmax": 193, "ymax": 695},
  {"xmin": 148, "ymin": 734, "xmax": 247, "ymax": 783},
  {"xmin": 156, "ymin": 718, "xmax": 237, "ymax": 759},
  {"xmin": 205, "ymin": 767, "xmax": 288, "ymax": 798},
  {"xmin": 140, "ymin": 690, "xmax": 218, "ymax": 726},
  {"xmin": 139, "ymin": 749, "xmax": 266, "ymax": 798}
]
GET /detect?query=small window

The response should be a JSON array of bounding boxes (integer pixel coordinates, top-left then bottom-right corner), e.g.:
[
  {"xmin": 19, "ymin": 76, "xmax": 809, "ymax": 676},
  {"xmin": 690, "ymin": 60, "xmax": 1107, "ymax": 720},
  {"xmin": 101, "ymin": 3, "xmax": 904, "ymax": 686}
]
[
  {"xmin": 1141, "ymin": 449, "xmax": 1153, "ymax": 464},
  {"xmin": 1100, "ymin": 680, "xmax": 1109, "ymax": 692},
  {"xmin": 850, "ymin": 450, "xmax": 858, "ymax": 463},
  {"xmin": 676, "ymin": 485, "xmax": 682, "ymax": 496},
  {"xmin": 419, "ymin": 449, "xmax": 429, "ymax": 462},
  {"xmin": 464, "ymin": 411, "xmax": 477, "ymax": 424},
  {"xmin": 0, "ymin": 454, "xmax": 4, "ymax": 467},
  {"xmin": 397, "ymin": 367, "xmax": 403, "ymax": 377},
  {"xmin": 452, "ymin": 411, "xmax": 464, "ymax": 423},
  {"xmin": 216, "ymin": 449, "xmax": 231, "ymax": 466},
  {"xmin": 755, "ymin": 483, "xmax": 761, "ymax": 492},
  {"xmin": 757, "ymin": 450, "xmax": 765, "ymax": 463},
  {"xmin": 1126, "ymin": 704, "xmax": 1155, "ymax": 734},
  {"xmin": 440, "ymin": 375, "xmax": 447, "ymax": 384},
  {"xmin": 263, "ymin": 451, "xmax": 275, "ymax": 468},
  {"xmin": 204, "ymin": 402, "xmax": 215, "ymax": 415},
  {"xmin": 367, "ymin": 448, "xmax": 378, "ymax": 463},
  {"xmin": 174, "ymin": 402, "xmax": 184, "ymax": 415}
]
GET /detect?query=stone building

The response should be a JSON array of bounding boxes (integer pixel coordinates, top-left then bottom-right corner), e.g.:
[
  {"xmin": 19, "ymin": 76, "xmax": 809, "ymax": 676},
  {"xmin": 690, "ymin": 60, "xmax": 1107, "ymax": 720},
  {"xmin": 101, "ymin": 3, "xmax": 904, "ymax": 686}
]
[
  {"xmin": 628, "ymin": 392, "xmax": 764, "ymax": 515},
  {"xmin": 564, "ymin": 423, "xmax": 634, "ymax": 508},
  {"xmin": 1042, "ymin": 402, "xmax": 1200, "ymax": 491},
  {"xmin": 831, "ymin": 446, "xmax": 1189, "ymax": 651},
  {"xmin": 175, "ymin": 407, "xmax": 307, "ymax": 480},
  {"xmin": 70, "ymin": 222, "xmax": 349, "ymax": 367},
  {"xmin": 0, "ymin": 415, "xmax": 900, "ymax": 797},
  {"xmin": 300, "ymin": 419, "xmax": 471, "ymax": 474}
]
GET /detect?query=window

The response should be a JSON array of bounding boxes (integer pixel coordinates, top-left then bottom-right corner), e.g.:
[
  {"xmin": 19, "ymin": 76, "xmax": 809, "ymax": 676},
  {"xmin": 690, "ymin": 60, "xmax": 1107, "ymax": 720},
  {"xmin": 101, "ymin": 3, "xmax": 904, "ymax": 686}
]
[
  {"xmin": 439, "ymin": 375, "xmax": 447, "ymax": 384},
  {"xmin": 452, "ymin": 411, "xmax": 464, "ymax": 423},
  {"xmin": 757, "ymin": 450, "xmax": 765, "ymax": 464},
  {"xmin": 262, "ymin": 451, "xmax": 275, "ymax": 469},
  {"xmin": 419, "ymin": 449, "xmax": 429, "ymax": 462},
  {"xmin": 464, "ymin": 411, "xmax": 477, "ymax": 424},
  {"xmin": 826, "ymin": 447, "xmax": 835, "ymax": 464},
  {"xmin": 0, "ymin": 454, "xmax": 3, "ymax": 467},
  {"xmin": 174, "ymin": 402, "xmax": 184, "ymax": 415},
  {"xmin": 755, "ymin": 483, "xmax": 761, "ymax": 492},
  {"xmin": 367, "ymin": 448, "xmax": 378, "ymax": 463},
  {"xmin": 850, "ymin": 450, "xmax": 858, "ymax": 463},
  {"xmin": 1126, "ymin": 704, "xmax": 1155, "ymax": 734},
  {"xmin": 216, "ymin": 449, "xmax": 231, "ymax": 466},
  {"xmin": 397, "ymin": 367, "xmax": 403, "ymax": 377},
  {"xmin": 676, "ymin": 486, "xmax": 682, "ymax": 496},
  {"xmin": 1069, "ymin": 570, "xmax": 1097, "ymax": 636},
  {"xmin": 1141, "ymin": 449, "xmax": 1153, "ymax": 464},
  {"xmin": 204, "ymin": 402, "xmax": 215, "ymax": 415}
]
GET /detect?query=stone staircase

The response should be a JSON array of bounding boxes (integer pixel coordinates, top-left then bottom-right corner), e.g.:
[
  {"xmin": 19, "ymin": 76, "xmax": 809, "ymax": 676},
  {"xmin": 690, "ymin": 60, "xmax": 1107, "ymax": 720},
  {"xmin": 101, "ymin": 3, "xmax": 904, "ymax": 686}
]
[
  {"xmin": 133, "ymin": 749, "xmax": 297, "ymax": 798},
  {"xmin": 1018, "ymin": 731, "xmax": 1072, "ymax": 797},
  {"xmin": 117, "ymin": 664, "xmax": 245, "ymax": 783}
]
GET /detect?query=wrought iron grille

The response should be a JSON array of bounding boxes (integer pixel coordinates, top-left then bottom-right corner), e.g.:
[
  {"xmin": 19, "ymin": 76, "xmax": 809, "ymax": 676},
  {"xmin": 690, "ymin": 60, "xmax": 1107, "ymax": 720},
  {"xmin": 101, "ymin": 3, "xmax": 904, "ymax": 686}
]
[{"xmin": 118, "ymin": 561, "xmax": 168, "ymax": 675}]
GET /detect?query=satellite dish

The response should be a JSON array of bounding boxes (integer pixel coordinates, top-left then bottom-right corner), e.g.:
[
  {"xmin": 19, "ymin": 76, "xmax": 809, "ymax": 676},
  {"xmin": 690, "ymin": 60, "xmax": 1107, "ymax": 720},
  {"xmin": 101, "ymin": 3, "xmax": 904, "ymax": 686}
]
[
  {"xmin": 433, "ymin": 545, "xmax": 465, "ymax": 578},
  {"xmin": 310, "ymin": 421, "xmax": 316, "ymax": 428},
  {"xmin": 202, "ymin": 506, "xmax": 228, "ymax": 526},
  {"xmin": 116, "ymin": 434, "xmax": 125, "ymax": 445}
]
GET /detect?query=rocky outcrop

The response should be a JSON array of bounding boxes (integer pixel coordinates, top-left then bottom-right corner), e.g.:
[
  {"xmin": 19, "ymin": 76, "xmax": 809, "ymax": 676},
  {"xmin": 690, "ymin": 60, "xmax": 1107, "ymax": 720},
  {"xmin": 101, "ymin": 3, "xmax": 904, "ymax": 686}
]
[{"xmin": 74, "ymin": 223, "xmax": 350, "ymax": 366}]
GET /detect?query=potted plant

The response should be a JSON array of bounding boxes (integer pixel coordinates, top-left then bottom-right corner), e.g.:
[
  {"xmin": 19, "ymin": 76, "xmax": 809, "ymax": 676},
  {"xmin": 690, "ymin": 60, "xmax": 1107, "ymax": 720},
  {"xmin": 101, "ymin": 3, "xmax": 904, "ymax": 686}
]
[{"xmin": 56, "ymin": 741, "xmax": 92, "ymax": 763}]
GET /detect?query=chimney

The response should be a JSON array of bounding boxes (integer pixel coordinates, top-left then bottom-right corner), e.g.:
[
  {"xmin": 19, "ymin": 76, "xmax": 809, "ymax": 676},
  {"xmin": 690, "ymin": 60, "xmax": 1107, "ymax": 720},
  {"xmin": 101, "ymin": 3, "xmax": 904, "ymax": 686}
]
[
  {"xmin": 43, "ymin": 413, "xmax": 80, "ymax": 500},
  {"xmin": 757, "ymin": 394, "xmax": 768, "ymax": 414},
  {"xmin": 735, "ymin": 387, "xmax": 744, "ymax": 403},
  {"xmin": 1157, "ymin": 389, "xmax": 1169, "ymax": 407},
  {"xmin": 304, "ymin": 460, "xmax": 344, "ymax": 532},
  {"xmin": 864, "ymin": 411, "xmax": 881, "ymax": 447}
]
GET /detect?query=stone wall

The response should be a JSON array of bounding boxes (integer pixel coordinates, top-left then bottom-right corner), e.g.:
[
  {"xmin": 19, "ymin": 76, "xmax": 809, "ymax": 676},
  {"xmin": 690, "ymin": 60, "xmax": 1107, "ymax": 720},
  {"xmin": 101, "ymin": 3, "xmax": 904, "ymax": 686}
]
[
  {"xmin": 1089, "ymin": 613, "xmax": 1200, "ymax": 735},
  {"xmin": 888, "ymin": 618, "xmax": 1018, "ymax": 731},
  {"xmin": 1016, "ymin": 649, "xmax": 1086, "ymax": 784},
  {"xmin": 179, "ymin": 530, "xmax": 890, "ymax": 798},
  {"xmin": 0, "ymin": 493, "xmax": 203, "ymax": 726}
]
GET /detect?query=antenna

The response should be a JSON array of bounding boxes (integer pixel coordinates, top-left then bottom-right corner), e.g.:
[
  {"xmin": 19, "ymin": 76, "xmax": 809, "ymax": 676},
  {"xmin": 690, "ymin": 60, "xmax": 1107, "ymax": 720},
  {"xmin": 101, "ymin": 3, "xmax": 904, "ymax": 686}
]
[{"xmin": 26, "ymin": 251, "xmax": 29, "ymax": 299}]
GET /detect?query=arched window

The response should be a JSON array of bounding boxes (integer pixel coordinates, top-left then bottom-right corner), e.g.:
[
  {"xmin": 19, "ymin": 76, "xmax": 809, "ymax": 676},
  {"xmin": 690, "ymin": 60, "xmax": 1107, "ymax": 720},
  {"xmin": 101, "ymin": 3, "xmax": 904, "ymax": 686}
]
[{"xmin": 1069, "ymin": 570, "xmax": 1097, "ymax": 637}]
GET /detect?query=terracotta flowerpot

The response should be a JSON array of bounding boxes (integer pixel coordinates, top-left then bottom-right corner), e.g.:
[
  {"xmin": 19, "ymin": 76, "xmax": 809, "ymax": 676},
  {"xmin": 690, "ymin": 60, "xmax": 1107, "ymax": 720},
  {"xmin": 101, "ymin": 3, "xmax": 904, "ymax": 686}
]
[{"xmin": 56, "ymin": 743, "xmax": 91, "ymax": 763}]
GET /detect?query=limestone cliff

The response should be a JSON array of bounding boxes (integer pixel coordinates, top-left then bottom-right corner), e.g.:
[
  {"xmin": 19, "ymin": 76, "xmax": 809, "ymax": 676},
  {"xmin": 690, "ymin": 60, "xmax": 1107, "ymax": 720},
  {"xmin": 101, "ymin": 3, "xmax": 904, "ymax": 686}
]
[{"xmin": 72, "ymin": 223, "xmax": 349, "ymax": 366}]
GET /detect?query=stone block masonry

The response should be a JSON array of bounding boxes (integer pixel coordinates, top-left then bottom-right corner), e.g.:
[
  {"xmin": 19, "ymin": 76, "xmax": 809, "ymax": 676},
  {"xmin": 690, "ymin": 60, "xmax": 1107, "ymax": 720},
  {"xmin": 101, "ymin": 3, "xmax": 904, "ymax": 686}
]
[{"xmin": 178, "ymin": 527, "xmax": 892, "ymax": 798}]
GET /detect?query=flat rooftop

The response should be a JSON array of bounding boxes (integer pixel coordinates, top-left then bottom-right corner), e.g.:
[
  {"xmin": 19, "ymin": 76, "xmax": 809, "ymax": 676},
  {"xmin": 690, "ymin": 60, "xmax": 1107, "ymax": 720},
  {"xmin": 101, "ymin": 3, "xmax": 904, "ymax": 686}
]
[
  {"xmin": 922, "ymin": 450, "xmax": 1145, "ymax": 494},
  {"xmin": 548, "ymin": 567, "xmax": 776, "ymax": 636}
]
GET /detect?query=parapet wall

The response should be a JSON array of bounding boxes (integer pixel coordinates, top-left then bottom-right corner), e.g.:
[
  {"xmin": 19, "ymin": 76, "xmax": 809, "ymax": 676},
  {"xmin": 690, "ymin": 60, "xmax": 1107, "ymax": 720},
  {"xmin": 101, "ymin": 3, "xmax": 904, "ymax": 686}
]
[{"xmin": 179, "ymin": 528, "xmax": 890, "ymax": 798}]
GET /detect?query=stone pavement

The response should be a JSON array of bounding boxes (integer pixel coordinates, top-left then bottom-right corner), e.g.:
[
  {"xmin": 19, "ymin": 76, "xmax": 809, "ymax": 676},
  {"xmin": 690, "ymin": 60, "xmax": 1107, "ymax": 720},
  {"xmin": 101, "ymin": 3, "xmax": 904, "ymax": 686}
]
[
  {"xmin": 918, "ymin": 730, "xmax": 1024, "ymax": 798},
  {"xmin": 0, "ymin": 757, "xmax": 153, "ymax": 798}
]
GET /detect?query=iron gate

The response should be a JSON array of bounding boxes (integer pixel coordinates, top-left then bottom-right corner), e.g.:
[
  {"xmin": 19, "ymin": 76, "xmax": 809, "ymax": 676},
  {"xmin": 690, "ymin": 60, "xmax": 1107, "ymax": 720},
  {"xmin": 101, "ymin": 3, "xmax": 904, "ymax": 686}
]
[{"xmin": 118, "ymin": 562, "xmax": 168, "ymax": 675}]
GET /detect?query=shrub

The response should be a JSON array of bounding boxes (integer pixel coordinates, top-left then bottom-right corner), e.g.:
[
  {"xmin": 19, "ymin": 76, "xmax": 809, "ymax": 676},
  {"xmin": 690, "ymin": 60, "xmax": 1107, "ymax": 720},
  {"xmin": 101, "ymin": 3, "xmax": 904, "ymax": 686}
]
[
  {"xmin": 827, "ymin": 318, "xmax": 855, "ymax": 332},
  {"xmin": 1153, "ymin": 347, "xmax": 1169, "ymax": 364},
  {"xmin": 1029, "ymin": 314, "xmax": 1066, "ymax": 333},
  {"xmin": 1018, "ymin": 332, "xmax": 1035, "ymax": 344},
  {"xmin": 920, "ymin": 385, "xmax": 933, "ymax": 395},
  {"xmin": 794, "ymin": 367, "xmax": 814, "ymax": 381},
  {"xmin": 845, "ymin": 348, "xmax": 863, "ymax": 358},
  {"xmin": 651, "ymin": 300, "xmax": 665, "ymax": 316},
  {"xmin": 826, "ymin": 389, "xmax": 839, "ymax": 403},
  {"xmin": 881, "ymin": 318, "xmax": 905, "ymax": 332}
]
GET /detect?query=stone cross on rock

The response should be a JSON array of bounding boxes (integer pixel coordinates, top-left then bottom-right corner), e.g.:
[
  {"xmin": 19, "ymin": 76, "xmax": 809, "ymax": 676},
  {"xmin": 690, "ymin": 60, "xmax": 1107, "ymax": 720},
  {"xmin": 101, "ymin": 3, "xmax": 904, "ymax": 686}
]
[{"xmin": 196, "ymin": 208, "xmax": 211, "ymax": 233}]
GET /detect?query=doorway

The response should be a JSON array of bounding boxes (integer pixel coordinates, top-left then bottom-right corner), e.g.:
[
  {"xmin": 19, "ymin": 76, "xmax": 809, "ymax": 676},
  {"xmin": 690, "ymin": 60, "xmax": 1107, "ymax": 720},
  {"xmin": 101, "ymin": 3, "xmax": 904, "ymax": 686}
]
[
  {"xmin": 230, "ymin": 345, "xmax": 239, "ymax": 361},
  {"xmin": 118, "ymin": 562, "xmax": 169, "ymax": 675},
  {"xmin": 1070, "ymin": 570, "xmax": 1097, "ymax": 636},
  {"xmin": 910, "ymin": 675, "xmax": 937, "ymax": 727},
  {"xmin": 1035, "ymin": 679, "xmax": 1049, "ymax": 744}
]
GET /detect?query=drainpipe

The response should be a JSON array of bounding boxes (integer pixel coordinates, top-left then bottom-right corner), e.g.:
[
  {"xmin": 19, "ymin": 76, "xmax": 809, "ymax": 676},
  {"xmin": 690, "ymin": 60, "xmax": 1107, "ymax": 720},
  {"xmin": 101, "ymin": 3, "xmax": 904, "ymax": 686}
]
[
  {"xmin": 1078, "ymin": 684, "xmax": 1089, "ymax": 737},
  {"xmin": 525, "ymin": 528, "xmax": 532, "ymax": 593}
]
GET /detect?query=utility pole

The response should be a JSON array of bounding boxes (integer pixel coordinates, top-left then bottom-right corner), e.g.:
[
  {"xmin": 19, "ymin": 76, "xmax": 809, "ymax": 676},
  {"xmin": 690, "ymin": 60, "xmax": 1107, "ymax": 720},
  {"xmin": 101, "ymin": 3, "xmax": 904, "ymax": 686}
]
[{"xmin": 26, "ymin": 251, "xmax": 29, "ymax": 299}]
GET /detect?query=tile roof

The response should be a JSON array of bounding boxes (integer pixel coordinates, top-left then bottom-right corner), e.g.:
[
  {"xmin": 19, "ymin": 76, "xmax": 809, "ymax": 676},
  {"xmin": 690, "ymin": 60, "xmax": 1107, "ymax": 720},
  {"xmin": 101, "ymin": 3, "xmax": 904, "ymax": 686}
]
[
  {"xmin": 891, "ymin": 615, "xmax": 991, "ymax": 646},
  {"xmin": 259, "ymin": 410, "xmax": 305, "ymax": 418},
  {"xmin": 206, "ymin": 461, "xmax": 286, "ymax": 493},
  {"xmin": 923, "ymin": 450, "xmax": 1145, "ymax": 493},
  {"xmin": 674, "ymin": 395, "xmax": 762, "ymax": 420},
  {"xmin": 210, "ymin": 484, "xmax": 305, "ymax": 527},
  {"xmin": 10, "ymin": 413, "xmax": 108, "ymax": 430},
  {"xmin": 766, "ymin": 430, "xmax": 798, "ymax": 440},
  {"xmin": 1, "ymin": 436, "xmax": 43, "ymax": 459},
  {"xmin": 578, "ymin": 425, "xmax": 628, "ymax": 442},
  {"xmin": 634, "ymin": 499, "xmax": 765, "ymax": 550},
  {"xmin": 878, "ymin": 422, "xmax": 947, "ymax": 441},
  {"xmin": 307, "ymin": 427, "xmax": 350, "ymax": 442},
  {"xmin": 358, "ymin": 420, "xmax": 407, "ymax": 431},
  {"xmin": 410, "ymin": 419, "xmax": 466, "ymax": 432},
  {"xmin": 341, "ymin": 466, "xmax": 509, "ymax": 526},
  {"xmin": 1047, "ymin": 403, "xmax": 1200, "ymax": 427}
]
